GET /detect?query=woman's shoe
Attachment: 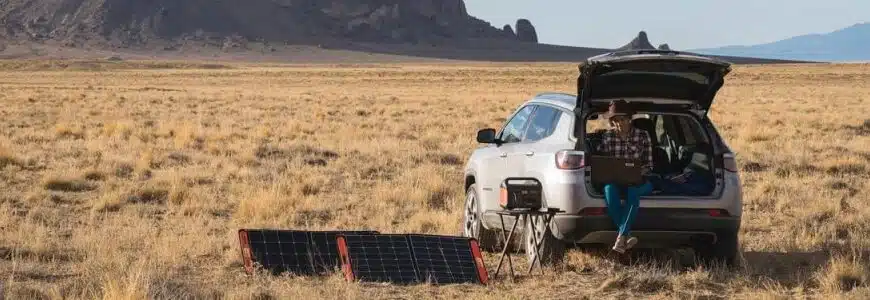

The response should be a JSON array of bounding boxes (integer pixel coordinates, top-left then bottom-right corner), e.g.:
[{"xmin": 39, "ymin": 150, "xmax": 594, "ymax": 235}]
[
  {"xmin": 612, "ymin": 235, "xmax": 639, "ymax": 254},
  {"xmin": 612, "ymin": 236, "xmax": 627, "ymax": 253},
  {"xmin": 624, "ymin": 236, "xmax": 638, "ymax": 250}
]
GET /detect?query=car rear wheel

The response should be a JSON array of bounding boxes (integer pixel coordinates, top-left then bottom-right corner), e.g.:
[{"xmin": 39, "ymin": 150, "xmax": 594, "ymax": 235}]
[
  {"xmin": 695, "ymin": 230, "xmax": 740, "ymax": 268},
  {"xmin": 523, "ymin": 214, "xmax": 565, "ymax": 268},
  {"xmin": 463, "ymin": 184, "xmax": 498, "ymax": 251}
]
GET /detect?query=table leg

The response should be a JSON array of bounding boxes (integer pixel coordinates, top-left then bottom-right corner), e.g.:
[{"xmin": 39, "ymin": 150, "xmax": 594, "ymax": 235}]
[
  {"xmin": 493, "ymin": 214, "xmax": 519, "ymax": 281},
  {"xmin": 538, "ymin": 212, "xmax": 556, "ymax": 275},
  {"xmin": 527, "ymin": 214, "xmax": 543, "ymax": 275}
]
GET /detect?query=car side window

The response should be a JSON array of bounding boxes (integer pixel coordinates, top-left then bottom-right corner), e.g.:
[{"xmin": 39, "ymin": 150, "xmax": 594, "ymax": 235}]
[
  {"xmin": 523, "ymin": 105, "xmax": 561, "ymax": 142},
  {"xmin": 654, "ymin": 115, "xmax": 666, "ymax": 140},
  {"xmin": 681, "ymin": 119, "xmax": 697, "ymax": 145},
  {"xmin": 670, "ymin": 117, "xmax": 706, "ymax": 146},
  {"xmin": 499, "ymin": 105, "xmax": 535, "ymax": 143}
]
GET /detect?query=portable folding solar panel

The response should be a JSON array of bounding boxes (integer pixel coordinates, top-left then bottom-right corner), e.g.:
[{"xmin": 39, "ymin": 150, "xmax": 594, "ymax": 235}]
[
  {"xmin": 336, "ymin": 234, "xmax": 489, "ymax": 285},
  {"xmin": 407, "ymin": 235, "xmax": 489, "ymax": 285},
  {"xmin": 238, "ymin": 229, "xmax": 379, "ymax": 275}
]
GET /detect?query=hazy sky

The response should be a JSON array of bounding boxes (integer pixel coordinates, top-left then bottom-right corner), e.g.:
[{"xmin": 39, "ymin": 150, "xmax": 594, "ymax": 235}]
[{"xmin": 465, "ymin": 0, "xmax": 869, "ymax": 50}]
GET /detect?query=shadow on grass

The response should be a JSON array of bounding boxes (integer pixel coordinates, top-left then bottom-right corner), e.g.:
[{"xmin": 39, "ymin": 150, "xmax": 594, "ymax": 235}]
[
  {"xmin": 565, "ymin": 244, "xmax": 869, "ymax": 292},
  {"xmin": 739, "ymin": 250, "xmax": 830, "ymax": 287}
]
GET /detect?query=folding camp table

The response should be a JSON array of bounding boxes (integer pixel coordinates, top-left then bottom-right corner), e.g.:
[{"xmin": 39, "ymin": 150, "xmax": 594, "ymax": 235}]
[{"xmin": 488, "ymin": 208, "xmax": 564, "ymax": 281}]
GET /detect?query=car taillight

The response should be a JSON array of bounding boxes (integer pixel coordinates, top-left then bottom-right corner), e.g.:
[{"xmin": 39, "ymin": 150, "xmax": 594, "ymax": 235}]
[
  {"xmin": 708, "ymin": 209, "xmax": 729, "ymax": 217},
  {"xmin": 555, "ymin": 150, "xmax": 585, "ymax": 170},
  {"xmin": 722, "ymin": 153, "xmax": 738, "ymax": 173},
  {"xmin": 579, "ymin": 207, "xmax": 606, "ymax": 216}
]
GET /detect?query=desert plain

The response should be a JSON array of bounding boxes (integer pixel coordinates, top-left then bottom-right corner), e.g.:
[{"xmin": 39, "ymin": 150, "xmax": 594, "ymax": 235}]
[{"xmin": 1, "ymin": 59, "xmax": 870, "ymax": 299}]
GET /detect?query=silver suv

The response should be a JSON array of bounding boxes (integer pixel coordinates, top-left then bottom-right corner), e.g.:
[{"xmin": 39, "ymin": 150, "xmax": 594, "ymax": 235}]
[{"xmin": 462, "ymin": 50, "xmax": 743, "ymax": 267}]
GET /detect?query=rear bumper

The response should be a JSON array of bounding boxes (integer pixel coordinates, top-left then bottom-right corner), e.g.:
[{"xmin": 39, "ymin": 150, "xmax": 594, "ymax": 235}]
[
  {"xmin": 550, "ymin": 209, "xmax": 741, "ymax": 247},
  {"xmin": 539, "ymin": 169, "xmax": 744, "ymax": 218}
]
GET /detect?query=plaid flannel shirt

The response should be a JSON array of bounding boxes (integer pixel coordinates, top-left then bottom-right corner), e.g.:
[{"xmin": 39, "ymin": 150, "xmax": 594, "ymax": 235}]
[{"xmin": 597, "ymin": 128, "xmax": 654, "ymax": 174}]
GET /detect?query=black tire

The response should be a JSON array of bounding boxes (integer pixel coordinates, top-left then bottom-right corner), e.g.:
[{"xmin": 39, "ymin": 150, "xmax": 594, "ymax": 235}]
[
  {"xmin": 462, "ymin": 184, "xmax": 499, "ymax": 251},
  {"xmin": 695, "ymin": 230, "xmax": 740, "ymax": 268},
  {"xmin": 523, "ymin": 214, "xmax": 566, "ymax": 268}
]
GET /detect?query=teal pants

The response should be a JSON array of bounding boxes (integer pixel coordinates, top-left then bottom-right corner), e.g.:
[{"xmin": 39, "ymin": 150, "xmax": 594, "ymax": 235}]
[{"xmin": 604, "ymin": 181, "xmax": 653, "ymax": 236}]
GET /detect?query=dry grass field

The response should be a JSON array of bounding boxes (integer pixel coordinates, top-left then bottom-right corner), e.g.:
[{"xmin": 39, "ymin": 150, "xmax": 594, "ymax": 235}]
[{"xmin": 1, "ymin": 59, "xmax": 870, "ymax": 299}]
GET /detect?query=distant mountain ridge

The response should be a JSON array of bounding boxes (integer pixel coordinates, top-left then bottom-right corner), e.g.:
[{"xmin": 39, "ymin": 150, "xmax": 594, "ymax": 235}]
[{"xmin": 691, "ymin": 22, "xmax": 870, "ymax": 62}]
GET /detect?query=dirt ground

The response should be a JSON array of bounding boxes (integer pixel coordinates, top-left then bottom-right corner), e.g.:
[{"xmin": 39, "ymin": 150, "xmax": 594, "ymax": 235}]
[{"xmin": 1, "ymin": 60, "xmax": 869, "ymax": 299}]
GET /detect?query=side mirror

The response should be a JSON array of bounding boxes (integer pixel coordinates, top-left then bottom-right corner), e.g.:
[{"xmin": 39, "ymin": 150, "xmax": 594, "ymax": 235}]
[{"xmin": 476, "ymin": 128, "xmax": 498, "ymax": 144}]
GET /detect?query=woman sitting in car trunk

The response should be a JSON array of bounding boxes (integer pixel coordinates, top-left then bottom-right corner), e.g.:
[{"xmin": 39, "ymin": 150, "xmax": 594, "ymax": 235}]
[{"xmin": 596, "ymin": 100, "xmax": 654, "ymax": 253}]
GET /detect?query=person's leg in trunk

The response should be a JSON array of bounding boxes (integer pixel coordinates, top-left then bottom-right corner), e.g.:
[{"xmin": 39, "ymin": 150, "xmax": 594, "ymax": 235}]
[
  {"xmin": 653, "ymin": 176, "xmax": 685, "ymax": 195},
  {"xmin": 681, "ymin": 172, "xmax": 715, "ymax": 195},
  {"xmin": 648, "ymin": 172, "xmax": 712, "ymax": 196}
]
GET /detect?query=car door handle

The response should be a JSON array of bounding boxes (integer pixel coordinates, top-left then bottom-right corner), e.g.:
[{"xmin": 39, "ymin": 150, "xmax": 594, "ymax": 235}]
[
  {"xmin": 499, "ymin": 152, "xmax": 508, "ymax": 158},
  {"xmin": 524, "ymin": 151, "xmax": 534, "ymax": 156}
]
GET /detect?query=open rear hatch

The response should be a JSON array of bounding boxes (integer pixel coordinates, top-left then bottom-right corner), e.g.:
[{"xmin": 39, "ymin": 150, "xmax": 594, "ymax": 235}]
[
  {"xmin": 574, "ymin": 50, "xmax": 732, "ymax": 117},
  {"xmin": 573, "ymin": 51, "xmax": 734, "ymax": 198}
]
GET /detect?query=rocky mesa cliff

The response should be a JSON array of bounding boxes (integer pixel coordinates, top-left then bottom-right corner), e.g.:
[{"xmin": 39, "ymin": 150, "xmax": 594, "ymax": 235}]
[{"xmin": 0, "ymin": 0, "xmax": 538, "ymax": 48}]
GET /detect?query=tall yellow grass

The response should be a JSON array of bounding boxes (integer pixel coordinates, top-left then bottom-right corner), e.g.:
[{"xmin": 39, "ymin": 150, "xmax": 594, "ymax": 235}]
[{"xmin": 1, "ymin": 61, "xmax": 869, "ymax": 299}]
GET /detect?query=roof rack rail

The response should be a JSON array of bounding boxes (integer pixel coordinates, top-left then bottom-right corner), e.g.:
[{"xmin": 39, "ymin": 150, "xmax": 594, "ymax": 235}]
[{"xmin": 534, "ymin": 92, "xmax": 575, "ymax": 98}]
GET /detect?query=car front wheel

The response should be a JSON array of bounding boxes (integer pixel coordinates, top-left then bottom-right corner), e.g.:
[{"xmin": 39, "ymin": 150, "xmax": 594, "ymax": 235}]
[{"xmin": 463, "ymin": 184, "xmax": 498, "ymax": 251}]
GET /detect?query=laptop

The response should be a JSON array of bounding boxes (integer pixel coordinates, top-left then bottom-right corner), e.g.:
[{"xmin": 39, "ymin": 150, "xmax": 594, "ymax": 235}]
[{"xmin": 588, "ymin": 155, "xmax": 645, "ymax": 187}]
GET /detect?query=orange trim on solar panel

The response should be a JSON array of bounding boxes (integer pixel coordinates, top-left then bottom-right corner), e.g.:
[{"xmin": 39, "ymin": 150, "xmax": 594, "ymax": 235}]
[
  {"xmin": 336, "ymin": 236, "xmax": 355, "ymax": 282},
  {"xmin": 469, "ymin": 239, "xmax": 489, "ymax": 285},
  {"xmin": 237, "ymin": 229, "xmax": 254, "ymax": 275}
]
